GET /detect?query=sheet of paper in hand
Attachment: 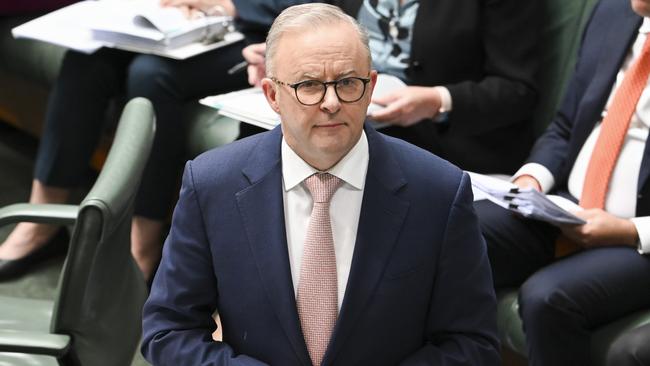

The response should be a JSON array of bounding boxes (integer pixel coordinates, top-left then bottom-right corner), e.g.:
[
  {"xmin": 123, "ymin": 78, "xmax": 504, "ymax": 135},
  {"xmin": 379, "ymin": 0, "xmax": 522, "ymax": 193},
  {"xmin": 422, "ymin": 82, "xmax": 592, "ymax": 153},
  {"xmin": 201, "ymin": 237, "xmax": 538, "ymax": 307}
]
[{"xmin": 468, "ymin": 171, "xmax": 586, "ymax": 226}]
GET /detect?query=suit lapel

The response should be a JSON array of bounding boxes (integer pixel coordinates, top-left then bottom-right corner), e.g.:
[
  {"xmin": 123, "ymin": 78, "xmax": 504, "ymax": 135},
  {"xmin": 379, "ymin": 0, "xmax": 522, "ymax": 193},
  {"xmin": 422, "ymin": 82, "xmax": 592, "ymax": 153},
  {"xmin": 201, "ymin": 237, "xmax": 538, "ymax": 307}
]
[
  {"xmin": 571, "ymin": 11, "xmax": 642, "ymax": 160},
  {"xmin": 236, "ymin": 127, "xmax": 312, "ymax": 366},
  {"xmin": 574, "ymin": 10, "xmax": 650, "ymax": 193},
  {"xmin": 324, "ymin": 128, "xmax": 410, "ymax": 365}
]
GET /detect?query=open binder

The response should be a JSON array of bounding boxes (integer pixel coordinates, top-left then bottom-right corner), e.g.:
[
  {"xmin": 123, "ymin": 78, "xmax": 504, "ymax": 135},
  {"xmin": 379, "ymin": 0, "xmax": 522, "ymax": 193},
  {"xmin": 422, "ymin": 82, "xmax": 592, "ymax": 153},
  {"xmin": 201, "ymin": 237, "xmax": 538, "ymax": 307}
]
[
  {"xmin": 12, "ymin": 0, "xmax": 244, "ymax": 60},
  {"xmin": 468, "ymin": 172, "xmax": 586, "ymax": 226}
]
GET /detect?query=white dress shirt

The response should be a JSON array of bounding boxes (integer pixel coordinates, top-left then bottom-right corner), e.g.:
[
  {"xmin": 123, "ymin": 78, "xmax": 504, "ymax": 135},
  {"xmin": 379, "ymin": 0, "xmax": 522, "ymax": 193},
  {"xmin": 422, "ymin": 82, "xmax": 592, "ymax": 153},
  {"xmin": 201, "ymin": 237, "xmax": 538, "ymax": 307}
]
[
  {"xmin": 282, "ymin": 132, "xmax": 369, "ymax": 311},
  {"xmin": 514, "ymin": 18, "xmax": 650, "ymax": 252}
]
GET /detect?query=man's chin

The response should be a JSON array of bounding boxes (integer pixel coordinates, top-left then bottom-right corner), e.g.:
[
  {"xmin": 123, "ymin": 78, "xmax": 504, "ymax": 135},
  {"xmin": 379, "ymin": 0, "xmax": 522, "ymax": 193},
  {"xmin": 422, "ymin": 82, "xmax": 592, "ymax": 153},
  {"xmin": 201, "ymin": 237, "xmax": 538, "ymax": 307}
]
[{"xmin": 632, "ymin": 0, "xmax": 650, "ymax": 16}]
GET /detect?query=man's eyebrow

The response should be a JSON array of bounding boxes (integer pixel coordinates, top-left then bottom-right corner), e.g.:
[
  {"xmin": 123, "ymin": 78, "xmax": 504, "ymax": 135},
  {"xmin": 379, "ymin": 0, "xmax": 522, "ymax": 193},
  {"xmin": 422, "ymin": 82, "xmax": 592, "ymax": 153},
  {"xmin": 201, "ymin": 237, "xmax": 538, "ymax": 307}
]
[
  {"xmin": 299, "ymin": 72, "xmax": 323, "ymax": 80},
  {"xmin": 293, "ymin": 69, "xmax": 360, "ymax": 81},
  {"xmin": 337, "ymin": 70, "xmax": 357, "ymax": 78}
]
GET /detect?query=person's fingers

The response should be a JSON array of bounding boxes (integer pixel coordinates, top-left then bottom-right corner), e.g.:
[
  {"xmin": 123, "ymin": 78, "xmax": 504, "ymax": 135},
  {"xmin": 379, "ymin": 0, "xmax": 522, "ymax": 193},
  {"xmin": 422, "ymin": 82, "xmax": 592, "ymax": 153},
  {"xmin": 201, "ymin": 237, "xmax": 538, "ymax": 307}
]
[
  {"xmin": 247, "ymin": 65, "xmax": 260, "ymax": 86},
  {"xmin": 242, "ymin": 44, "xmax": 266, "ymax": 64},
  {"xmin": 369, "ymin": 103, "xmax": 401, "ymax": 123},
  {"xmin": 371, "ymin": 91, "xmax": 400, "ymax": 106}
]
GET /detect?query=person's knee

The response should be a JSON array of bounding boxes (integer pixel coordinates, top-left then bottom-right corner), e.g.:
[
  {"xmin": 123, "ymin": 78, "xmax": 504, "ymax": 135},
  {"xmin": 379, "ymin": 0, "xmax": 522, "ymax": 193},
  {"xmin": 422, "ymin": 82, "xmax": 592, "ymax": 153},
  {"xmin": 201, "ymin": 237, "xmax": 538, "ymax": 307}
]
[
  {"xmin": 518, "ymin": 275, "xmax": 575, "ymax": 326},
  {"xmin": 475, "ymin": 200, "xmax": 509, "ymax": 245},
  {"xmin": 606, "ymin": 325, "xmax": 650, "ymax": 366},
  {"xmin": 475, "ymin": 200, "xmax": 526, "ymax": 286},
  {"xmin": 126, "ymin": 55, "xmax": 178, "ymax": 98},
  {"xmin": 60, "ymin": 50, "xmax": 124, "ymax": 89}
]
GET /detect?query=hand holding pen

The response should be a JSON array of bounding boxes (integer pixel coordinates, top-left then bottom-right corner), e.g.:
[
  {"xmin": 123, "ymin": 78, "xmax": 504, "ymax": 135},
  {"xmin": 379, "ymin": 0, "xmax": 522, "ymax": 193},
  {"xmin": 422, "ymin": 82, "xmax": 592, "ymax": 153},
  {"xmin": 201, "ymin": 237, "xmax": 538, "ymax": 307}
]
[{"xmin": 241, "ymin": 42, "xmax": 267, "ymax": 87}]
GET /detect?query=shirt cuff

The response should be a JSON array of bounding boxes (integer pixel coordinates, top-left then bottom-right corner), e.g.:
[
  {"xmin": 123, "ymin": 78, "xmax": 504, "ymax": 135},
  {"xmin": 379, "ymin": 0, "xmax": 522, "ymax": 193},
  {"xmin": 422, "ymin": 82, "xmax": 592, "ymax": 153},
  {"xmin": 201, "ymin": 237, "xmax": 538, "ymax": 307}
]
[
  {"xmin": 511, "ymin": 163, "xmax": 555, "ymax": 193},
  {"xmin": 432, "ymin": 86, "xmax": 451, "ymax": 123},
  {"xmin": 434, "ymin": 86, "xmax": 452, "ymax": 113},
  {"xmin": 631, "ymin": 217, "xmax": 650, "ymax": 254}
]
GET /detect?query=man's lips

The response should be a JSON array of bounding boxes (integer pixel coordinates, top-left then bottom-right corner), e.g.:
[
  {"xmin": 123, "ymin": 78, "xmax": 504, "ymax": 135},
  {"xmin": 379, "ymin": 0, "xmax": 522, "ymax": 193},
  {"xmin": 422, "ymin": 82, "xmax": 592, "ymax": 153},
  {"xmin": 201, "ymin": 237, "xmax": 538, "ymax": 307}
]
[{"xmin": 315, "ymin": 122, "xmax": 345, "ymax": 128}]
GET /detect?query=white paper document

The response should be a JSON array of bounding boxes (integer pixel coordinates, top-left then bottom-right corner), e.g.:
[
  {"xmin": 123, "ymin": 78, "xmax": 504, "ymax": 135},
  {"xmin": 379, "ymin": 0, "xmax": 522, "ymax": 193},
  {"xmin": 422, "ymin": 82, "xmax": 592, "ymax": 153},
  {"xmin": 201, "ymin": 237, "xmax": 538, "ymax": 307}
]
[
  {"xmin": 200, "ymin": 73, "xmax": 407, "ymax": 130},
  {"xmin": 11, "ymin": 1, "xmax": 104, "ymax": 54},
  {"xmin": 11, "ymin": 0, "xmax": 244, "ymax": 60},
  {"xmin": 468, "ymin": 172, "xmax": 586, "ymax": 226}
]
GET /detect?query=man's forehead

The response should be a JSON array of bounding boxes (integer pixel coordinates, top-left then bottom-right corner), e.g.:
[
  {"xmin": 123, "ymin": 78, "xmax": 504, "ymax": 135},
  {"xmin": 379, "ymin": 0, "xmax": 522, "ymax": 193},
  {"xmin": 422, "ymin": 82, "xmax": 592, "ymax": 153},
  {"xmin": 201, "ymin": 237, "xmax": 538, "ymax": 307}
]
[
  {"xmin": 278, "ymin": 23, "xmax": 358, "ymax": 48},
  {"xmin": 275, "ymin": 25, "xmax": 367, "ymax": 77}
]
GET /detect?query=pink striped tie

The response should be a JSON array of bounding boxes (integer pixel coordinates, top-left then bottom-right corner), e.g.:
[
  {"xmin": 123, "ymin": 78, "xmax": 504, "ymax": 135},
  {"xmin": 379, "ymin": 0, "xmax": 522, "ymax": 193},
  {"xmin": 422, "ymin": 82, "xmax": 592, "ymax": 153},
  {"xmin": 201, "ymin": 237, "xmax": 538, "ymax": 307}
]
[{"xmin": 297, "ymin": 173, "xmax": 342, "ymax": 366}]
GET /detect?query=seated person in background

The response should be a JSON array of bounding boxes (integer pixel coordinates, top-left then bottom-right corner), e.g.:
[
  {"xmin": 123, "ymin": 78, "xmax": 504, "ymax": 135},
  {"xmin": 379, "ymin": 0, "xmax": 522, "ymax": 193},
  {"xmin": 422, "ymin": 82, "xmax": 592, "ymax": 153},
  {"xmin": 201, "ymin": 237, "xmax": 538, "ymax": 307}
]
[
  {"xmin": 142, "ymin": 4, "xmax": 499, "ymax": 365},
  {"xmin": 0, "ymin": 0, "xmax": 308, "ymax": 283},
  {"xmin": 476, "ymin": 0, "xmax": 650, "ymax": 364},
  {"xmin": 244, "ymin": 0, "xmax": 540, "ymax": 174}
]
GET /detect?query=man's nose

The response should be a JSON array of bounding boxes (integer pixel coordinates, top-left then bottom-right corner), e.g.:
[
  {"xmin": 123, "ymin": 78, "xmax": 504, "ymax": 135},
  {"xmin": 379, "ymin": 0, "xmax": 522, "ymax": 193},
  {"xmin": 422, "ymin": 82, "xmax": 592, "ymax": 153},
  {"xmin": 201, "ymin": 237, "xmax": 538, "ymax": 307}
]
[{"xmin": 320, "ymin": 85, "xmax": 341, "ymax": 113}]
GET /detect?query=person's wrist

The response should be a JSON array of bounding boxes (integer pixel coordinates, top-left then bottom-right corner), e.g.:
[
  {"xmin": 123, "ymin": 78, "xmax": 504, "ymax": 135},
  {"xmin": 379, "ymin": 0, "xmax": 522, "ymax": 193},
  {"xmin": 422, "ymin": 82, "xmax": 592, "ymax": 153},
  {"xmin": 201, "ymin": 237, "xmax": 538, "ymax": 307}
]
[
  {"xmin": 513, "ymin": 174, "xmax": 541, "ymax": 191},
  {"xmin": 431, "ymin": 87, "xmax": 448, "ymax": 123},
  {"xmin": 623, "ymin": 219, "xmax": 641, "ymax": 249}
]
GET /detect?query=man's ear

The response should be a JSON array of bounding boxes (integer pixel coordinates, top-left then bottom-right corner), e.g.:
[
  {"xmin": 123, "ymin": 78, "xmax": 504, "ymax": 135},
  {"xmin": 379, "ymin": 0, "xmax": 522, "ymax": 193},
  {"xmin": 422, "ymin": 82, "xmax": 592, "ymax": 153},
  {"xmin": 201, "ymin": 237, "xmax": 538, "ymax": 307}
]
[
  {"xmin": 367, "ymin": 70, "xmax": 379, "ymax": 97},
  {"xmin": 261, "ymin": 78, "xmax": 281, "ymax": 114}
]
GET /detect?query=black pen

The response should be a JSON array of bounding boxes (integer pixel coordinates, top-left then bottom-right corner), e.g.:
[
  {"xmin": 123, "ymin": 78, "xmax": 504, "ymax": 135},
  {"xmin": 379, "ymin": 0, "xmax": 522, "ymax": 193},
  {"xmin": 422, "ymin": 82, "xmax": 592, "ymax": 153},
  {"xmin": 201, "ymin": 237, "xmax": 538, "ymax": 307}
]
[{"xmin": 227, "ymin": 60, "xmax": 248, "ymax": 75}]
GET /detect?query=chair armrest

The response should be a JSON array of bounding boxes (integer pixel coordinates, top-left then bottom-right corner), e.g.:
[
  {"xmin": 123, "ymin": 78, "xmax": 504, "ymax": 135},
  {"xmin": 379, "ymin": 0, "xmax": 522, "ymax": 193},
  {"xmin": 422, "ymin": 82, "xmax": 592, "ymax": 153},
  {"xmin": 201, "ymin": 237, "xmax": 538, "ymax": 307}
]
[
  {"xmin": 0, "ymin": 329, "xmax": 70, "ymax": 357},
  {"xmin": 0, "ymin": 203, "xmax": 79, "ymax": 227}
]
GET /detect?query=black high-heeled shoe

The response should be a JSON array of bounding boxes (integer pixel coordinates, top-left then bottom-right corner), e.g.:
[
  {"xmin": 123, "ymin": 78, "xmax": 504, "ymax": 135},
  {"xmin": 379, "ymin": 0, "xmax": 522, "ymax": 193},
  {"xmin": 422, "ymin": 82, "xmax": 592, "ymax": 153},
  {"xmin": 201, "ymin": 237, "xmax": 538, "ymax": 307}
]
[{"xmin": 0, "ymin": 228, "xmax": 69, "ymax": 281}]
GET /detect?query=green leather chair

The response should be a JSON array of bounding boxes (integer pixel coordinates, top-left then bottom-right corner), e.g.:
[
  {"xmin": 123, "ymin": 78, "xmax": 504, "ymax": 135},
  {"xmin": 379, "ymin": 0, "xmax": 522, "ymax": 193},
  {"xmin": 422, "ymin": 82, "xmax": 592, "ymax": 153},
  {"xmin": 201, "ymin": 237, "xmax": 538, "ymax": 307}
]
[
  {"xmin": 0, "ymin": 97, "xmax": 155, "ymax": 366},
  {"xmin": 529, "ymin": 0, "xmax": 600, "ymax": 136},
  {"xmin": 497, "ymin": 0, "xmax": 650, "ymax": 363}
]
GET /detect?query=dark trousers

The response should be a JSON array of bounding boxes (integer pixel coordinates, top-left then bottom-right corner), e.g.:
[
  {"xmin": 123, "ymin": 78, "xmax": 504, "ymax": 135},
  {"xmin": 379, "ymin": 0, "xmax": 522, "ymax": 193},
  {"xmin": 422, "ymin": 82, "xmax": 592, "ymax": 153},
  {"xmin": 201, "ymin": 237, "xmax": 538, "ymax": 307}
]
[
  {"xmin": 35, "ymin": 44, "xmax": 248, "ymax": 219},
  {"xmin": 475, "ymin": 200, "xmax": 650, "ymax": 366}
]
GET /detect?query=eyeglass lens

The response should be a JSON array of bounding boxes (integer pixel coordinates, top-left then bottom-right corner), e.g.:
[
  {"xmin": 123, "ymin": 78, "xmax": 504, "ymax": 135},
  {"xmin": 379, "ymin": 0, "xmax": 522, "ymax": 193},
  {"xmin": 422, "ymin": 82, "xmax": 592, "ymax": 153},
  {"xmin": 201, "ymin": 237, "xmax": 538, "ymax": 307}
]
[{"xmin": 295, "ymin": 78, "xmax": 367, "ymax": 105}]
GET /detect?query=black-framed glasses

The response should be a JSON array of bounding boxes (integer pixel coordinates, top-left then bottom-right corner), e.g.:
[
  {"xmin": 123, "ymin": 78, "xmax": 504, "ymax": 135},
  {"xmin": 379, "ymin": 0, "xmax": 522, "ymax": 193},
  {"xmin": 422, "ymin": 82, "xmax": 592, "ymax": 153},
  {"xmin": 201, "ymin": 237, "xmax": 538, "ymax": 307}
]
[{"xmin": 271, "ymin": 76, "xmax": 371, "ymax": 106}]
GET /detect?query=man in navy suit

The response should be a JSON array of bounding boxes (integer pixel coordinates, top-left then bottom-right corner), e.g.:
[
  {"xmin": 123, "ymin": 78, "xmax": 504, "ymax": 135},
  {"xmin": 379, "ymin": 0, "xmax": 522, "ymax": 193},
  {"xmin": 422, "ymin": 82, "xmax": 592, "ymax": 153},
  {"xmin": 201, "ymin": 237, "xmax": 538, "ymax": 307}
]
[
  {"xmin": 141, "ymin": 3, "xmax": 499, "ymax": 365},
  {"xmin": 477, "ymin": 0, "xmax": 650, "ymax": 364}
]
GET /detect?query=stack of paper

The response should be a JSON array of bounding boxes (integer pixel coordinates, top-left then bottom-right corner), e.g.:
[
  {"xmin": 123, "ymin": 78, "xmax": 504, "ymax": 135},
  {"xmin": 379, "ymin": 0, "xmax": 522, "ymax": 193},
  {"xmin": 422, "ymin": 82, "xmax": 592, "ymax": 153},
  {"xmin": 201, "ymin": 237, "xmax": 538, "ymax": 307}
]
[
  {"xmin": 11, "ymin": 0, "xmax": 244, "ymax": 60},
  {"xmin": 90, "ymin": 0, "xmax": 231, "ymax": 51},
  {"xmin": 201, "ymin": 88, "xmax": 279, "ymax": 130},
  {"xmin": 200, "ymin": 73, "xmax": 407, "ymax": 130},
  {"xmin": 468, "ymin": 172, "xmax": 586, "ymax": 226}
]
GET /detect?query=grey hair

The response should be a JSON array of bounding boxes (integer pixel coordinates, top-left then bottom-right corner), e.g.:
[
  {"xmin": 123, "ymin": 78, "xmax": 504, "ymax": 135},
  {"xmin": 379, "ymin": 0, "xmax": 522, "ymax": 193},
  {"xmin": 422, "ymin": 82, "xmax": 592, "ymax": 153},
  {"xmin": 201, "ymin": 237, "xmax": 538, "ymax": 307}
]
[{"xmin": 265, "ymin": 3, "xmax": 371, "ymax": 76}]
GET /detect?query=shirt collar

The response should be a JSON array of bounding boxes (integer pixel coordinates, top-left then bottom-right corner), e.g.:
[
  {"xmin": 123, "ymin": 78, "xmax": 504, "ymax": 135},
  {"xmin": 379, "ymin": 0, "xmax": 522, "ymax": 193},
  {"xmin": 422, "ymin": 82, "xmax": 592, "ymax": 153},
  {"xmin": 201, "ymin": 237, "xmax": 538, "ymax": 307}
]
[
  {"xmin": 282, "ymin": 131, "xmax": 369, "ymax": 191},
  {"xmin": 641, "ymin": 17, "xmax": 650, "ymax": 34}
]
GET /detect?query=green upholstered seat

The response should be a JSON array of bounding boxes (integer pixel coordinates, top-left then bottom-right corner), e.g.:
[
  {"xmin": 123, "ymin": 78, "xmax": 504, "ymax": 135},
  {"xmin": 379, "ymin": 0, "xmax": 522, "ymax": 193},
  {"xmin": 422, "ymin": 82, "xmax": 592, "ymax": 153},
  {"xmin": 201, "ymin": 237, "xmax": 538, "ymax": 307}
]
[
  {"xmin": 530, "ymin": 0, "xmax": 600, "ymax": 136},
  {"xmin": 0, "ymin": 97, "xmax": 154, "ymax": 366},
  {"xmin": 497, "ymin": 290, "xmax": 650, "ymax": 365}
]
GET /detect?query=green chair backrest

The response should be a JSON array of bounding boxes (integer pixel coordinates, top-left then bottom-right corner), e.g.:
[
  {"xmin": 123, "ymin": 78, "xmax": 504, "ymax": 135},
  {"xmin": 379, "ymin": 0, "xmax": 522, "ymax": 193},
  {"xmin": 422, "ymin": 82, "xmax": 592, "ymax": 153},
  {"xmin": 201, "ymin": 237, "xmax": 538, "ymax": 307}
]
[
  {"xmin": 532, "ymin": 0, "xmax": 599, "ymax": 136},
  {"xmin": 51, "ymin": 97, "xmax": 155, "ymax": 366}
]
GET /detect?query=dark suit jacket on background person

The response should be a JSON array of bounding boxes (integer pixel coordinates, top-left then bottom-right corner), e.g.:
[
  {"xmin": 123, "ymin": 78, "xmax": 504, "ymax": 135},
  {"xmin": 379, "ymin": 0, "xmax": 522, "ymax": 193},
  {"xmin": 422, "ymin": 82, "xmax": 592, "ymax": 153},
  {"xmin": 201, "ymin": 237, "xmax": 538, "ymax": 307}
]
[
  {"xmin": 234, "ymin": 0, "xmax": 310, "ymax": 42},
  {"xmin": 332, "ymin": 0, "xmax": 540, "ymax": 174},
  {"xmin": 526, "ymin": 1, "xmax": 649, "ymax": 214},
  {"xmin": 141, "ymin": 125, "xmax": 499, "ymax": 365},
  {"xmin": 477, "ymin": 0, "xmax": 650, "ymax": 363}
]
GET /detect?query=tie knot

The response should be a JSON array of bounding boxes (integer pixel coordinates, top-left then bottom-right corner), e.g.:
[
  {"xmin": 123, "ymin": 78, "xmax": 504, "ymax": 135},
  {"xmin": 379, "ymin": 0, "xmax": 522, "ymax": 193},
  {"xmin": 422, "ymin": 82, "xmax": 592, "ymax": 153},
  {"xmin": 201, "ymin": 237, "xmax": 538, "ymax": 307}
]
[{"xmin": 304, "ymin": 173, "xmax": 342, "ymax": 203}]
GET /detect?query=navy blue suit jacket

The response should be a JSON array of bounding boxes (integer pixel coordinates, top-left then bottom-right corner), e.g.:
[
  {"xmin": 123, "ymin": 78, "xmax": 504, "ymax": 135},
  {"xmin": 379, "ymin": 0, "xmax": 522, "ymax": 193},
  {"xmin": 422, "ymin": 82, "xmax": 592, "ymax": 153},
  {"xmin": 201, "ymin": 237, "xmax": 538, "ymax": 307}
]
[
  {"xmin": 528, "ymin": 0, "xmax": 650, "ymax": 216},
  {"xmin": 233, "ymin": 0, "xmax": 310, "ymax": 41},
  {"xmin": 141, "ymin": 126, "xmax": 499, "ymax": 365}
]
